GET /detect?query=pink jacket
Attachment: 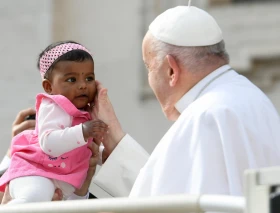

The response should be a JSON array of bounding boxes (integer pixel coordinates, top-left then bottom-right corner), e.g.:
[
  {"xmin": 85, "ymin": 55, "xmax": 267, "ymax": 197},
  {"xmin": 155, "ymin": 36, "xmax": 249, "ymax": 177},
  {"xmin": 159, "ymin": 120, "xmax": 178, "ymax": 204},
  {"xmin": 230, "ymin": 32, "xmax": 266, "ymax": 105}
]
[{"xmin": 0, "ymin": 94, "xmax": 92, "ymax": 191}]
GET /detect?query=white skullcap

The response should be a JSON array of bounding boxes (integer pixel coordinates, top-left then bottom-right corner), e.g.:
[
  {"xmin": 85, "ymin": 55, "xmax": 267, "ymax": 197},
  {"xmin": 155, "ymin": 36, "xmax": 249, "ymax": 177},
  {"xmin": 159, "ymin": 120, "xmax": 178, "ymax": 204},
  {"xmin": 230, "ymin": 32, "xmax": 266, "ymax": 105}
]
[{"xmin": 149, "ymin": 6, "xmax": 223, "ymax": 47}]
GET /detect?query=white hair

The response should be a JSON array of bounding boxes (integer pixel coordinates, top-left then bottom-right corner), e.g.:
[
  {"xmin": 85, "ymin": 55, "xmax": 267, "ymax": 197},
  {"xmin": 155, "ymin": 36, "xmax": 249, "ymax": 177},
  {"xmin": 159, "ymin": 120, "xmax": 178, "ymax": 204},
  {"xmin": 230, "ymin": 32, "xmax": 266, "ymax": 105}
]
[{"xmin": 149, "ymin": 33, "xmax": 230, "ymax": 72}]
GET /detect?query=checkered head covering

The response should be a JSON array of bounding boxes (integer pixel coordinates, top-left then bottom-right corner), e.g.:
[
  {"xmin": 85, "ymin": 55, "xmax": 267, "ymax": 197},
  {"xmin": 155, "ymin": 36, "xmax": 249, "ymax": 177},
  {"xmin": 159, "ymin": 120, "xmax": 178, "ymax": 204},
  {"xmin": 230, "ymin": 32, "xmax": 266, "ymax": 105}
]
[{"xmin": 39, "ymin": 43, "xmax": 92, "ymax": 79}]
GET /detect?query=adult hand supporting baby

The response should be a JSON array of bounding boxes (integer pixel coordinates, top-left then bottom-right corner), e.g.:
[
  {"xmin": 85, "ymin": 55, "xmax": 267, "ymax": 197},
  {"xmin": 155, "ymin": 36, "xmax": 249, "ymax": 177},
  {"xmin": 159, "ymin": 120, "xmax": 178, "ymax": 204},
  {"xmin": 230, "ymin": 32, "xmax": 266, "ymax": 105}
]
[
  {"xmin": 74, "ymin": 142, "xmax": 100, "ymax": 196},
  {"xmin": 7, "ymin": 108, "xmax": 36, "ymax": 157},
  {"xmin": 12, "ymin": 108, "xmax": 36, "ymax": 137}
]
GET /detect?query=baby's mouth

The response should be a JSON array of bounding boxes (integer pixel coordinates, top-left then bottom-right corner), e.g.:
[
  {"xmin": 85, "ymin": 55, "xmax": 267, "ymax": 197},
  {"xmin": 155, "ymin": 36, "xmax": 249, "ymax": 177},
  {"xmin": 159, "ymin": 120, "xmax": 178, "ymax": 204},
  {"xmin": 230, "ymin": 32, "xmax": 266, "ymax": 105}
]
[{"xmin": 76, "ymin": 94, "xmax": 88, "ymax": 99}]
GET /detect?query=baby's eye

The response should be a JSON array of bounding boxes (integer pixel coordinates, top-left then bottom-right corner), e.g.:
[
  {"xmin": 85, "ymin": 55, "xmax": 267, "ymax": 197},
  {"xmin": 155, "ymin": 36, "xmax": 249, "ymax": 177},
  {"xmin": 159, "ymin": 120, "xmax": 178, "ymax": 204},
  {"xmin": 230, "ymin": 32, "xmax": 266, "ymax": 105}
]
[
  {"xmin": 66, "ymin": 77, "xmax": 76, "ymax": 82},
  {"xmin": 86, "ymin": 76, "xmax": 94, "ymax": 82}
]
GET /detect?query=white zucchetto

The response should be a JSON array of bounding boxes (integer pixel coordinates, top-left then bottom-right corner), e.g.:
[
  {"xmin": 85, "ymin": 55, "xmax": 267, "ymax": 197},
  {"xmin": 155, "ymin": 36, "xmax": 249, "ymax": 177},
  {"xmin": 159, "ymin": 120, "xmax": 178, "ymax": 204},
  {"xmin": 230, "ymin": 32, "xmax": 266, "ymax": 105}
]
[{"xmin": 149, "ymin": 6, "xmax": 223, "ymax": 47}]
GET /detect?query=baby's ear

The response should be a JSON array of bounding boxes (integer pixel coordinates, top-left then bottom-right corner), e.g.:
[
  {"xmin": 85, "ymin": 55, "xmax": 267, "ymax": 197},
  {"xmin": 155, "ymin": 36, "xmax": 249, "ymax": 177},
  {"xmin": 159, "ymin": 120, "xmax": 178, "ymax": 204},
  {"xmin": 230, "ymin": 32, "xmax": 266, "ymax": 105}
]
[{"xmin": 42, "ymin": 79, "xmax": 52, "ymax": 94}]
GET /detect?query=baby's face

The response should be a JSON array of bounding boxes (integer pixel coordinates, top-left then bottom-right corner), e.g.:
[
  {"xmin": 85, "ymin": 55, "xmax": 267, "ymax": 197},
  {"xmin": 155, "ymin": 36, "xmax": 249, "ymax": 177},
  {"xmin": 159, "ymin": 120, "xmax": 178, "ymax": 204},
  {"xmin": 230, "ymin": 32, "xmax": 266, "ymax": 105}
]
[{"xmin": 49, "ymin": 60, "xmax": 96, "ymax": 109}]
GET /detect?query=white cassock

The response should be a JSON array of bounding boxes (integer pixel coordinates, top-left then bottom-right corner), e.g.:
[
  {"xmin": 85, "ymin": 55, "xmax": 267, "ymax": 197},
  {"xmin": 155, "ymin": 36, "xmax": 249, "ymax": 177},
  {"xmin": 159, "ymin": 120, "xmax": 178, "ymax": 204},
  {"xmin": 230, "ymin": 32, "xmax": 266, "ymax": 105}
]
[{"xmin": 94, "ymin": 64, "xmax": 280, "ymax": 198}]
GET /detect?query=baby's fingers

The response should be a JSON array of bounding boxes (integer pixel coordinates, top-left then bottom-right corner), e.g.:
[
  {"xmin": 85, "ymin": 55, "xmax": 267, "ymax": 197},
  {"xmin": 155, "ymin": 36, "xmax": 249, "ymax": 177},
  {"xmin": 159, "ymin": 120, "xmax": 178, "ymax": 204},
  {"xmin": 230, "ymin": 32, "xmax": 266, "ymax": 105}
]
[
  {"xmin": 91, "ymin": 125, "xmax": 108, "ymax": 133},
  {"xmin": 92, "ymin": 119, "xmax": 108, "ymax": 128},
  {"xmin": 91, "ymin": 120, "xmax": 109, "ymax": 135}
]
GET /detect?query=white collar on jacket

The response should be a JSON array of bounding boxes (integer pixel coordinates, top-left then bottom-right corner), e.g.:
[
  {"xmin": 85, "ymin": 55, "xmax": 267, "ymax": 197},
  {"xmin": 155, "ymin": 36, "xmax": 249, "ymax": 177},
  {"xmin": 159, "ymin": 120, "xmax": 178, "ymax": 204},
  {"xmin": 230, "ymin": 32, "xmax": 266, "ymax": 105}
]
[{"xmin": 175, "ymin": 64, "xmax": 232, "ymax": 113}]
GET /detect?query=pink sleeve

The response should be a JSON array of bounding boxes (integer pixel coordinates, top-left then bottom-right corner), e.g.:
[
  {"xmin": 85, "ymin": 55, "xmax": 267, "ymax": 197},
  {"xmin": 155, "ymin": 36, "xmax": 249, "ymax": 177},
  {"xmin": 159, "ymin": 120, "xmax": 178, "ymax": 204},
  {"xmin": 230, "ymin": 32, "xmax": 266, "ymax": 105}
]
[{"xmin": 38, "ymin": 98, "xmax": 87, "ymax": 157}]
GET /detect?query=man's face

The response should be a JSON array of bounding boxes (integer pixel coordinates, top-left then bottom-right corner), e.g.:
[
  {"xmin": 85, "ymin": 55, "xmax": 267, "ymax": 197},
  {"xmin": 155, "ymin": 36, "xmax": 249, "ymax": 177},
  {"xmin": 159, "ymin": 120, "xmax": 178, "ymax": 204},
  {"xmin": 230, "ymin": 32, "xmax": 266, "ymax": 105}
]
[
  {"xmin": 142, "ymin": 34, "xmax": 170, "ymax": 114},
  {"xmin": 49, "ymin": 60, "xmax": 96, "ymax": 109}
]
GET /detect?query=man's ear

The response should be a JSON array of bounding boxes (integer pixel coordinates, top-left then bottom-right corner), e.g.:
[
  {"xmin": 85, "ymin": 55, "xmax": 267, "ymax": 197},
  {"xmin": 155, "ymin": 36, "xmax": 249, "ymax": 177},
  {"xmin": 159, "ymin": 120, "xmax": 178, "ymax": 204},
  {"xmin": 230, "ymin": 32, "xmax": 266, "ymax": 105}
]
[
  {"xmin": 42, "ymin": 79, "xmax": 52, "ymax": 94},
  {"xmin": 166, "ymin": 55, "xmax": 180, "ymax": 87}
]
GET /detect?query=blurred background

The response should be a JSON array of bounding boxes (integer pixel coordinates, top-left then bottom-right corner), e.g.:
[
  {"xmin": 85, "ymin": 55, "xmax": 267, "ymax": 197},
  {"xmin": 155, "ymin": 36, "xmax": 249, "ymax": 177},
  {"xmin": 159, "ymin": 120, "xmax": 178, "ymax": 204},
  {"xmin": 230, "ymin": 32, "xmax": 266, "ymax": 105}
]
[{"xmin": 0, "ymin": 0, "xmax": 280, "ymax": 197}]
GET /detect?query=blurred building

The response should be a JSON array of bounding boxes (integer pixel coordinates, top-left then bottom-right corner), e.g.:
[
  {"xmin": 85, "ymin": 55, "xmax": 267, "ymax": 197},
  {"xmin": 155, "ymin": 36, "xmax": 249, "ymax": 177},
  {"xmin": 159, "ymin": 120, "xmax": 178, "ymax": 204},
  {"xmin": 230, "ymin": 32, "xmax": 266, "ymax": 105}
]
[{"xmin": 0, "ymin": 0, "xmax": 279, "ymax": 197}]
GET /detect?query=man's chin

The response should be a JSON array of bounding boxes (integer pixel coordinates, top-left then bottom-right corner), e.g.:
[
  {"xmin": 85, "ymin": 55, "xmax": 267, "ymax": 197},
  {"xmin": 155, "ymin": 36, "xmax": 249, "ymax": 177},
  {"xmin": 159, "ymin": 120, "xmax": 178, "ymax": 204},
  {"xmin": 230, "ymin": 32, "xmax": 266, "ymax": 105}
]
[{"xmin": 163, "ymin": 107, "xmax": 180, "ymax": 121}]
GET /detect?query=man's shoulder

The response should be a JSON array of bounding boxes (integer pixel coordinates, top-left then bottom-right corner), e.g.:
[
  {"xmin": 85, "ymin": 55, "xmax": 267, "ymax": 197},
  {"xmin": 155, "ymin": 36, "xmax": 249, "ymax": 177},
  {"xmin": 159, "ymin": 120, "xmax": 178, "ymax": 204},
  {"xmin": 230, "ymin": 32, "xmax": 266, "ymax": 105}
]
[
  {"xmin": 182, "ymin": 90, "xmax": 276, "ymax": 125},
  {"xmin": 181, "ymin": 96, "xmax": 243, "ymax": 124}
]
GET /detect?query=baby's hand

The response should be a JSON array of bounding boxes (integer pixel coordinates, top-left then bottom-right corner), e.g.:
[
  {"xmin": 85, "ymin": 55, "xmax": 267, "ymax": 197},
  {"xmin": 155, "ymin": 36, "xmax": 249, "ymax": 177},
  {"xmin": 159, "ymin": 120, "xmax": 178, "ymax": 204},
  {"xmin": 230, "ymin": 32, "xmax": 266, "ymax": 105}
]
[{"xmin": 82, "ymin": 119, "xmax": 108, "ymax": 141}]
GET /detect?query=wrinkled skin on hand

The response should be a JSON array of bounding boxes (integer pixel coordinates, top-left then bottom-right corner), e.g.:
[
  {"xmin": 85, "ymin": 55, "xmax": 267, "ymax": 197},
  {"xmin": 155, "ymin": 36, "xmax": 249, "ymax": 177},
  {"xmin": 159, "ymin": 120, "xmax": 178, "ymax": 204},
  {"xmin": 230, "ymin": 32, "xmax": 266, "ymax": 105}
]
[{"xmin": 88, "ymin": 81, "xmax": 125, "ymax": 158}]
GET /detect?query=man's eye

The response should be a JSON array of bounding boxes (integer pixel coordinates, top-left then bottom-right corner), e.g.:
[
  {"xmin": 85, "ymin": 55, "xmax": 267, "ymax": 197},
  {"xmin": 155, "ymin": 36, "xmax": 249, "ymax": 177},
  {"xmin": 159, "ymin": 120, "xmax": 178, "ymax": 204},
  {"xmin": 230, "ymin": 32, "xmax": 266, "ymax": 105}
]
[
  {"xmin": 86, "ymin": 76, "xmax": 94, "ymax": 81},
  {"xmin": 66, "ymin": 78, "xmax": 76, "ymax": 82}
]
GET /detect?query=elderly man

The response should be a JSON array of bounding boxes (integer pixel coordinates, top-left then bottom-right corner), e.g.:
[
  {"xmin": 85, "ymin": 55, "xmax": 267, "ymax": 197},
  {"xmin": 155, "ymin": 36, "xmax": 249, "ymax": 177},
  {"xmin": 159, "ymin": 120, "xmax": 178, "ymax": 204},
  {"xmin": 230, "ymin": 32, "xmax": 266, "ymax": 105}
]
[{"xmin": 93, "ymin": 5, "xmax": 280, "ymax": 198}]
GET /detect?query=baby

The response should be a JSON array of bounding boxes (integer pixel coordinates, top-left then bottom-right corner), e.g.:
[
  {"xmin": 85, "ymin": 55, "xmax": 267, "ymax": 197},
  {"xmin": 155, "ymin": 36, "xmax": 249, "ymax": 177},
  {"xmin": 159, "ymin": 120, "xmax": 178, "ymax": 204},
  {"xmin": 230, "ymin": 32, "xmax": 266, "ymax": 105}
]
[{"xmin": 0, "ymin": 41, "xmax": 108, "ymax": 204}]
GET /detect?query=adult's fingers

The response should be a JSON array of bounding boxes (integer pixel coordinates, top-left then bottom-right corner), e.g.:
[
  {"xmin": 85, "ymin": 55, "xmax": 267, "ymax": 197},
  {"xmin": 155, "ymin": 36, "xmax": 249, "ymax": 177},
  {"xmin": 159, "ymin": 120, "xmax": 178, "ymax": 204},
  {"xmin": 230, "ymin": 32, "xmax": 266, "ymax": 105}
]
[
  {"xmin": 95, "ymin": 81, "xmax": 108, "ymax": 106},
  {"xmin": 1, "ymin": 184, "xmax": 12, "ymax": 204},
  {"xmin": 95, "ymin": 80, "xmax": 102, "ymax": 92},
  {"xmin": 75, "ymin": 146, "xmax": 99, "ymax": 197},
  {"xmin": 0, "ymin": 192, "xmax": 3, "ymax": 204},
  {"xmin": 91, "ymin": 81, "xmax": 108, "ymax": 121},
  {"xmin": 12, "ymin": 120, "xmax": 36, "ymax": 137},
  {"xmin": 86, "ymin": 143, "xmax": 99, "ymax": 183},
  {"xmin": 98, "ymin": 87, "xmax": 108, "ymax": 103},
  {"xmin": 87, "ymin": 142, "xmax": 100, "ymax": 156},
  {"xmin": 52, "ymin": 188, "xmax": 63, "ymax": 201},
  {"xmin": 88, "ymin": 153, "xmax": 99, "ymax": 169},
  {"xmin": 88, "ymin": 147, "xmax": 99, "ymax": 180},
  {"xmin": 12, "ymin": 108, "xmax": 36, "ymax": 126}
]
